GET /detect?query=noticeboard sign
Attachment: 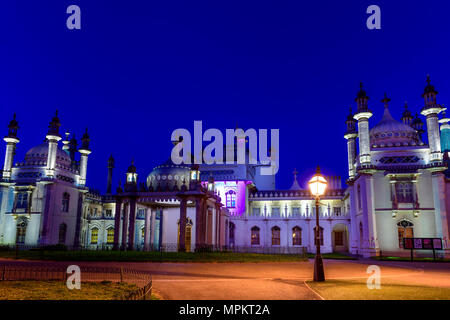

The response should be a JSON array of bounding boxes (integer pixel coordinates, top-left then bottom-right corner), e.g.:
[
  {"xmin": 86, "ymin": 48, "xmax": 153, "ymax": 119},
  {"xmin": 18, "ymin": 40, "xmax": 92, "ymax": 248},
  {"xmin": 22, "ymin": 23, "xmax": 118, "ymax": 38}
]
[{"xmin": 403, "ymin": 238, "xmax": 442, "ymax": 250}]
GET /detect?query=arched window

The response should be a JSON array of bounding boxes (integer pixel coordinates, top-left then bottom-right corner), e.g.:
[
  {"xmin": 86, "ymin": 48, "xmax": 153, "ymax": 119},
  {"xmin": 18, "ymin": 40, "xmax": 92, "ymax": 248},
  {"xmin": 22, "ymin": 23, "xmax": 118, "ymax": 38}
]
[
  {"xmin": 107, "ymin": 228, "xmax": 114, "ymax": 244},
  {"xmin": 225, "ymin": 190, "xmax": 236, "ymax": 208},
  {"xmin": 58, "ymin": 223, "xmax": 67, "ymax": 244},
  {"xmin": 314, "ymin": 226, "xmax": 324, "ymax": 246},
  {"xmin": 90, "ymin": 227, "xmax": 99, "ymax": 244},
  {"xmin": 292, "ymin": 226, "xmax": 302, "ymax": 246},
  {"xmin": 177, "ymin": 218, "xmax": 193, "ymax": 252},
  {"xmin": 16, "ymin": 217, "xmax": 28, "ymax": 244},
  {"xmin": 62, "ymin": 193, "xmax": 70, "ymax": 212},
  {"xmin": 251, "ymin": 226, "xmax": 260, "ymax": 245},
  {"xmin": 271, "ymin": 226, "xmax": 281, "ymax": 245},
  {"xmin": 397, "ymin": 220, "xmax": 414, "ymax": 248}
]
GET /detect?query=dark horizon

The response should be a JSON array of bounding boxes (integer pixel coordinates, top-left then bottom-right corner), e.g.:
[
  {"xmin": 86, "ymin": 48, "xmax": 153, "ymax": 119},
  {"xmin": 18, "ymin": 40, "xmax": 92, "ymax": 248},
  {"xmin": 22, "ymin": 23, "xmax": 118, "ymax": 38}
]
[{"xmin": 1, "ymin": 1, "xmax": 449, "ymax": 193}]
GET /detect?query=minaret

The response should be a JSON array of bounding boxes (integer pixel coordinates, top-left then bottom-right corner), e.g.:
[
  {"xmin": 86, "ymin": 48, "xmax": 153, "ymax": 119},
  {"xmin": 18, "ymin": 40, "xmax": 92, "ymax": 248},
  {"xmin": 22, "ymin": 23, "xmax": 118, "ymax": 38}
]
[
  {"xmin": 344, "ymin": 106, "xmax": 358, "ymax": 179},
  {"xmin": 2, "ymin": 113, "xmax": 20, "ymax": 180},
  {"xmin": 78, "ymin": 128, "xmax": 91, "ymax": 186},
  {"xmin": 125, "ymin": 160, "xmax": 137, "ymax": 192},
  {"xmin": 45, "ymin": 111, "xmax": 62, "ymax": 178},
  {"xmin": 412, "ymin": 113, "xmax": 425, "ymax": 141},
  {"xmin": 353, "ymin": 83, "xmax": 373, "ymax": 165},
  {"xmin": 68, "ymin": 133, "xmax": 77, "ymax": 162},
  {"xmin": 439, "ymin": 111, "xmax": 450, "ymax": 157},
  {"xmin": 420, "ymin": 75, "xmax": 445, "ymax": 163},
  {"xmin": 62, "ymin": 131, "xmax": 70, "ymax": 153},
  {"xmin": 107, "ymin": 154, "xmax": 115, "ymax": 194},
  {"xmin": 401, "ymin": 102, "xmax": 413, "ymax": 126}
]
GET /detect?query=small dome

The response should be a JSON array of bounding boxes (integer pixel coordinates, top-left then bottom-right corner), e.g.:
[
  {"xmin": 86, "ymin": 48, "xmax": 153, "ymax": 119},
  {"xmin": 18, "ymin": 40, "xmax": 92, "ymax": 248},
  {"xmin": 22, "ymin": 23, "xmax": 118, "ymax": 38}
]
[
  {"xmin": 24, "ymin": 142, "xmax": 71, "ymax": 166},
  {"xmin": 146, "ymin": 157, "xmax": 191, "ymax": 190},
  {"xmin": 370, "ymin": 107, "xmax": 419, "ymax": 147}
]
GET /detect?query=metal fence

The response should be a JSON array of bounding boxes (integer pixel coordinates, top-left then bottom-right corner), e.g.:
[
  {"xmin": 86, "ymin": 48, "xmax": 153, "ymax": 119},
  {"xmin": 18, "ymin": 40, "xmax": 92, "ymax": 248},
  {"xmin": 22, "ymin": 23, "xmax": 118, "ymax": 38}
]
[{"xmin": 0, "ymin": 264, "xmax": 153, "ymax": 300}]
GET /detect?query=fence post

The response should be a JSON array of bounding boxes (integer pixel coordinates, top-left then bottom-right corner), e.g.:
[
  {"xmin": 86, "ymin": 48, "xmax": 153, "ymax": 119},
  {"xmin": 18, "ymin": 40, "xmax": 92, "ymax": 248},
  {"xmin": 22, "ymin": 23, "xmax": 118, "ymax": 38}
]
[
  {"xmin": 120, "ymin": 267, "xmax": 123, "ymax": 283},
  {"xmin": 1, "ymin": 265, "xmax": 5, "ymax": 281}
]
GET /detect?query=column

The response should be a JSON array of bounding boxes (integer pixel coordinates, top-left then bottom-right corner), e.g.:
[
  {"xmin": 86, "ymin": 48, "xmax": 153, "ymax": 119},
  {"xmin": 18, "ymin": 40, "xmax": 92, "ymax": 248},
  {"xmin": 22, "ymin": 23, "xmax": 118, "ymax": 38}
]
[
  {"xmin": 127, "ymin": 198, "xmax": 137, "ymax": 250},
  {"xmin": 150, "ymin": 208, "xmax": 156, "ymax": 250},
  {"xmin": 121, "ymin": 202, "xmax": 129, "ymax": 250},
  {"xmin": 431, "ymin": 173, "xmax": 449, "ymax": 250},
  {"xmin": 179, "ymin": 198, "xmax": 187, "ymax": 252},
  {"xmin": 144, "ymin": 207, "xmax": 151, "ymax": 251},
  {"xmin": 195, "ymin": 198, "xmax": 204, "ymax": 249},
  {"xmin": 113, "ymin": 200, "xmax": 122, "ymax": 250}
]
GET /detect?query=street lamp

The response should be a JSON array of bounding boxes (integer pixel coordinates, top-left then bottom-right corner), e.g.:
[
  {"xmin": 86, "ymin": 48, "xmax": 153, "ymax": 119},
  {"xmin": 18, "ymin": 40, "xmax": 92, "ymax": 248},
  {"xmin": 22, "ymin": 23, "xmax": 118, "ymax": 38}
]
[{"xmin": 308, "ymin": 166, "xmax": 327, "ymax": 282}]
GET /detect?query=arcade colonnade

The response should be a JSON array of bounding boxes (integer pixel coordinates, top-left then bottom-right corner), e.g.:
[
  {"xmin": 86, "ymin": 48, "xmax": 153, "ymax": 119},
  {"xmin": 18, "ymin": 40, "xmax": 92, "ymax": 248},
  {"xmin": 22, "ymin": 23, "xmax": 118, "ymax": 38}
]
[{"xmin": 112, "ymin": 194, "xmax": 228, "ymax": 251}]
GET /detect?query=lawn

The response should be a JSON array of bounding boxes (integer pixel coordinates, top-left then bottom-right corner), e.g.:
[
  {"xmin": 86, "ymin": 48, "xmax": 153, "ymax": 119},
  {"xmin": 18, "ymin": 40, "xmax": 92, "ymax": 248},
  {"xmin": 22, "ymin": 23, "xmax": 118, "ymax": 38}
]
[
  {"xmin": 306, "ymin": 253, "xmax": 357, "ymax": 260},
  {"xmin": 0, "ymin": 280, "xmax": 140, "ymax": 300},
  {"xmin": 0, "ymin": 250, "xmax": 308, "ymax": 263},
  {"xmin": 307, "ymin": 279, "xmax": 450, "ymax": 300}
]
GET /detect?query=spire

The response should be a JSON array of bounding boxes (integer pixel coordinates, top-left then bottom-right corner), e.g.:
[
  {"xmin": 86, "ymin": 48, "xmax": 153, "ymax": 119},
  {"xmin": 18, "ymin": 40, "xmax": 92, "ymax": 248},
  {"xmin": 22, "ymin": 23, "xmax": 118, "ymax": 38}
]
[
  {"xmin": 290, "ymin": 168, "xmax": 301, "ymax": 190},
  {"xmin": 79, "ymin": 128, "xmax": 90, "ymax": 151},
  {"xmin": 401, "ymin": 101, "xmax": 413, "ymax": 125},
  {"xmin": 345, "ymin": 106, "xmax": 357, "ymax": 134},
  {"xmin": 381, "ymin": 93, "xmax": 390, "ymax": 108},
  {"xmin": 6, "ymin": 113, "xmax": 19, "ymax": 139},
  {"xmin": 422, "ymin": 74, "xmax": 439, "ymax": 108},
  {"xmin": 355, "ymin": 82, "xmax": 370, "ymax": 113},
  {"xmin": 47, "ymin": 110, "xmax": 61, "ymax": 137},
  {"xmin": 108, "ymin": 154, "xmax": 115, "ymax": 169}
]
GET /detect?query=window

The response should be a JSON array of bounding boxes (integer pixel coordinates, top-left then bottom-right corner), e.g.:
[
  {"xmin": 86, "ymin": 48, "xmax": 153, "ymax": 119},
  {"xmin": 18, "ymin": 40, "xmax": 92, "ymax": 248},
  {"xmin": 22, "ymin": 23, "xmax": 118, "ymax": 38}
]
[
  {"xmin": 107, "ymin": 228, "xmax": 114, "ymax": 244},
  {"xmin": 271, "ymin": 226, "xmax": 281, "ymax": 245},
  {"xmin": 292, "ymin": 226, "xmax": 302, "ymax": 245},
  {"xmin": 90, "ymin": 228, "xmax": 98, "ymax": 244},
  {"xmin": 62, "ymin": 193, "xmax": 70, "ymax": 212},
  {"xmin": 333, "ymin": 207, "xmax": 341, "ymax": 216},
  {"xmin": 396, "ymin": 182, "xmax": 414, "ymax": 203},
  {"xmin": 314, "ymin": 226, "xmax": 324, "ymax": 246},
  {"xmin": 225, "ymin": 190, "xmax": 236, "ymax": 208},
  {"xmin": 16, "ymin": 218, "xmax": 28, "ymax": 244},
  {"xmin": 271, "ymin": 207, "xmax": 280, "ymax": 217},
  {"xmin": 58, "ymin": 223, "xmax": 67, "ymax": 244},
  {"xmin": 334, "ymin": 231, "xmax": 344, "ymax": 246},
  {"xmin": 15, "ymin": 192, "xmax": 28, "ymax": 210},
  {"xmin": 397, "ymin": 220, "xmax": 414, "ymax": 248},
  {"xmin": 252, "ymin": 207, "xmax": 261, "ymax": 216},
  {"xmin": 292, "ymin": 207, "xmax": 301, "ymax": 217},
  {"xmin": 251, "ymin": 226, "xmax": 260, "ymax": 245},
  {"xmin": 105, "ymin": 209, "xmax": 112, "ymax": 217}
]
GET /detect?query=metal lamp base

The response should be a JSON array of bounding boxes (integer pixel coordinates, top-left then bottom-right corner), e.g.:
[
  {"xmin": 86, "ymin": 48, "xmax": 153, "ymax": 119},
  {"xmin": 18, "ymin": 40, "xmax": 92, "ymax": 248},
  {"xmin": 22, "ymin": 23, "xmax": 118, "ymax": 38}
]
[{"xmin": 313, "ymin": 254, "xmax": 325, "ymax": 282}]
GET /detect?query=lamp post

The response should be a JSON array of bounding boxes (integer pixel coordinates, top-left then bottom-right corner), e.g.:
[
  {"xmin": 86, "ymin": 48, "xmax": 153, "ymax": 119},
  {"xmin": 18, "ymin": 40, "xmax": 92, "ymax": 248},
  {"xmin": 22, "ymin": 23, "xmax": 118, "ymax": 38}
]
[{"xmin": 308, "ymin": 166, "xmax": 327, "ymax": 282}]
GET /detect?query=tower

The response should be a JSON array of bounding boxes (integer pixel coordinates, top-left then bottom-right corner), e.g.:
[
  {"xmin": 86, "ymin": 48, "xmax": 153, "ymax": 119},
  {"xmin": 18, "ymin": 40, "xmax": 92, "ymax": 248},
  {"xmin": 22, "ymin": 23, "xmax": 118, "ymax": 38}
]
[
  {"xmin": 62, "ymin": 131, "xmax": 70, "ymax": 153},
  {"xmin": 68, "ymin": 133, "xmax": 77, "ymax": 162},
  {"xmin": 78, "ymin": 128, "xmax": 91, "ymax": 186},
  {"xmin": 401, "ymin": 102, "xmax": 413, "ymax": 126},
  {"xmin": 344, "ymin": 106, "xmax": 358, "ymax": 179},
  {"xmin": 125, "ymin": 160, "xmax": 137, "ymax": 192},
  {"xmin": 420, "ymin": 75, "xmax": 445, "ymax": 163},
  {"xmin": 107, "ymin": 154, "xmax": 115, "ymax": 194},
  {"xmin": 439, "ymin": 111, "xmax": 450, "ymax": 157},
  {"xmin": 45, "ymin": 111, "xmax": 62, "ymax": 178},
  {"xmin": 412, "ymin": 113, "xmax": 425, "ymax": 141},
  {"xmin": 2, "ymin": 113, "xmax": 19, "ymax": 180},
  {"xmin": 353, "ymin": 83, "xmax": 373, "ymax": 165}
]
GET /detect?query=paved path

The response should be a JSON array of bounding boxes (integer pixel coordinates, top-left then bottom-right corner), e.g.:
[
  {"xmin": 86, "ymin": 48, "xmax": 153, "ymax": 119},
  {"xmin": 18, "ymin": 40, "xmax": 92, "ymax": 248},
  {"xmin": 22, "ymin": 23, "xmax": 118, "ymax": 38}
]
[{"xmin": 1, "ymin": 258, "xmax": 449, "ymax": 300}]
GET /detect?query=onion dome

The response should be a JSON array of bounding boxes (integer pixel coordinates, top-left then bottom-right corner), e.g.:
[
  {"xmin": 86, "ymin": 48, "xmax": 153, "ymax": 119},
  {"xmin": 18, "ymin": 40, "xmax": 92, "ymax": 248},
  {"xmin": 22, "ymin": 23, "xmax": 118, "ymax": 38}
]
[
  {"xmin": 24, "ymin": 142, "xmax": 71, "ymax": 167},
  {"xmin": 370, "ymin": 98, "xmax": 420, "ymax": 148},
  {"xmin": 127, "ymin": 160, "xmax": 137, "ymax": 173},
  {"xmin": 146, "ymin": 157, "xmax": 191, "ymax": 191},
  {"xmin": 423, "ymin": 75, "xmax": 437, "ymax": 96},
  {"xmin": 79, "ymin": 128, "xmax": 90, "ymax": 152}
]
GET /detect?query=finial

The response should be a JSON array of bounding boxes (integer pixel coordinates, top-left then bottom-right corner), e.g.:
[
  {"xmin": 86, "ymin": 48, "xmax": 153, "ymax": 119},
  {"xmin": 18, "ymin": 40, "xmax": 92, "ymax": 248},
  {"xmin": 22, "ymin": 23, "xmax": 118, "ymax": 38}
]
[
  {"xmin": 293, "ymin": 168, "xmax": 298, "ymax": 177},
  {"xmin": 316, "ymin": 165, "xmax": 321, "ymax": 174},
  {"xmin": 426, "ymin": 74, "xmax": 431, "ymax": 84},
  {"xmin": 381, "ymin": 93, "xmax": 390, "ymax": 107}
]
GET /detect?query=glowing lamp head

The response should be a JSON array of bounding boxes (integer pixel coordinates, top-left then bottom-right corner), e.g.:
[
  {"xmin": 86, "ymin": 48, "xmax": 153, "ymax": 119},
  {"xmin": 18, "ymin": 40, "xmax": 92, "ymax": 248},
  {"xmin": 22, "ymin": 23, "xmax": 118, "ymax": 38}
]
[
  {"xmin": 190, "ymin": 164, "xmax": 200, "ymax": 181},
  {"xmin": 308, "ymin": 166, "xmax": 327, "ymax": 197}
]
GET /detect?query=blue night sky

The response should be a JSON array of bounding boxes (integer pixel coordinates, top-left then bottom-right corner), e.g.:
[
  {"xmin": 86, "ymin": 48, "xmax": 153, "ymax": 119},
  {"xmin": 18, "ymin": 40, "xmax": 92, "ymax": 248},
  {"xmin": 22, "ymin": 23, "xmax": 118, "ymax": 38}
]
[{"xmin": 0, "ymin": 1, "xmax": 449, "ymax": 192}]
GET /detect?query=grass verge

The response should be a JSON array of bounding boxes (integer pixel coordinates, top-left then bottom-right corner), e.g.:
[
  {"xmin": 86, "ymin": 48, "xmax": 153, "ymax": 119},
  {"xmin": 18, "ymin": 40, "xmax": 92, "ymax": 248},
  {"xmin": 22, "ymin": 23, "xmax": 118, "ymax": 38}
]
[
  {"xmin": 307, "ymin": 279, "xmax": 450, "ymax": 300},
  {"xmin": 0, "ymin": 250, "xmax": 308, "ymax": 263},
  {"xmin": 0, "ymin": 280, "xmax": 142, "ymax": 300}
]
